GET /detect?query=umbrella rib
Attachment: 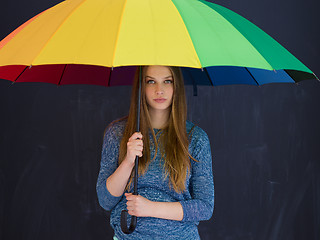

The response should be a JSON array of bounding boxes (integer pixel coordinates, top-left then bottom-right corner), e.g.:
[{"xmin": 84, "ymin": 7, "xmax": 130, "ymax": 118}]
[
  {"xmin": 58, "ymin": 64, "xmax": 68, "ymax": 86},
  {"xmin": 10, "ymin": 66, "xmax": 28, "ymax": 86},
  {"xmin": 107, "ymin": 68, "xmax": 112, "ymax": 87},
  {"xmin": 111, "ymin": 0, "xmax": 129, "ymax": 67},
  {"xmin": 204, "ymin": 68, "xmax": 214, "ymax": 86},
  {"xmin": 244, "ymin": 67, "xmax": 259, "ymax": 86}
]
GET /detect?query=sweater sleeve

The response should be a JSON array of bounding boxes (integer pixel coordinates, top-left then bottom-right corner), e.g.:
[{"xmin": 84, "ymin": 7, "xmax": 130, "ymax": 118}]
[
  {"xmin": 179, "ymin": 128, "xmax": 214, "ymax": 222},
  {"xmin": 96, "ymin": 123, "xmax": 123, "ymax": 211}
]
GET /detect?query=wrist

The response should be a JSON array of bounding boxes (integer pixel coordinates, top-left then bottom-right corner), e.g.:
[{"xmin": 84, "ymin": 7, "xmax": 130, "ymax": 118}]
[
  {"xmin": 122, "ymin": 157, "xmax": 135, "ymax": 169},
  {"xmin": 147, "ymin": 200, "xmax": 157, "ymax": 218}
]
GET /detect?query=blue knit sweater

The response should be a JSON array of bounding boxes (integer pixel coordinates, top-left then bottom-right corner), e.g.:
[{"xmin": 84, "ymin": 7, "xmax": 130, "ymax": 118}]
[{"xmin": 96, "ymin": 119, "xmax": 214, "ymax": 240}]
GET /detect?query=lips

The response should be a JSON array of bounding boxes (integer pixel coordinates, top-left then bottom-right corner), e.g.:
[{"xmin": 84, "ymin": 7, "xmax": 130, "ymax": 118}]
[{"xmin": 154, "ymin": 98, "xmax": 166, "ymax": 103}]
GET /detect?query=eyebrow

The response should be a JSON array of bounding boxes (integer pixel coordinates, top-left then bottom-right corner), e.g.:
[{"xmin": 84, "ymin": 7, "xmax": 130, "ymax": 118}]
[{"xmin": 145, "ymin": 75, "xmax": 173, "ymax": 79}]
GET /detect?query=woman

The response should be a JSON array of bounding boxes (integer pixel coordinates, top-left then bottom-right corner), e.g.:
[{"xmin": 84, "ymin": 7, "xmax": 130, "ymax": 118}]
[{"xmin": 96, "ymin": 65, "xmax": 214, "ymax": 239}]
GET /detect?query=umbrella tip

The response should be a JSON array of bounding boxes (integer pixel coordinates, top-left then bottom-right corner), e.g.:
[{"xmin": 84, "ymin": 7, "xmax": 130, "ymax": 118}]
[
  {"xmin": 8, "ymin": 81, "xmax": 15, "ymax": 88},
  {"xmin": 313, "ymin": 72, "xmax": 320, "ymax": 81}
]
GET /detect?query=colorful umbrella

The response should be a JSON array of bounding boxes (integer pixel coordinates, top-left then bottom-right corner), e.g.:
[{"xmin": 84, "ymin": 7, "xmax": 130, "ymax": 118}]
[
  {"xmin": 0, "ymin": 0, "xmax": 317, "ymax": 234},
  {"xmin": 0, "ymin": 0, "xmax": 316, "ymax": 85}
]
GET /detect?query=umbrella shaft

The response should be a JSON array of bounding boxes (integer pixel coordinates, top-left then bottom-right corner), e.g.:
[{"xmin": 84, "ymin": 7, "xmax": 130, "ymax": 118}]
[{"xmin": 133, "ymin": 66, "xmax": 142, "ymax": 195}]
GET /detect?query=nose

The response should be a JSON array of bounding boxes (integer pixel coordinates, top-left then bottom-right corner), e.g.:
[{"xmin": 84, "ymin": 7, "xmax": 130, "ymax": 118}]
[{"xmin": 155, "ymin": 84, "xmax": 163, "ymax": 95}]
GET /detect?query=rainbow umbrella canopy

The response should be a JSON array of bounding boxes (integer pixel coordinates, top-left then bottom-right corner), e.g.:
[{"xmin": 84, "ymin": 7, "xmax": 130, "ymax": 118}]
[{"xmin": 0, "ymin": 0, "xmax": 316, "ymax": 86}]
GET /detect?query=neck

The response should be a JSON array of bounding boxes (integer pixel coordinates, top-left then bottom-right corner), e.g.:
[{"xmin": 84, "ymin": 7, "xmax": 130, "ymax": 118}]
[{"xmin": 149, "ymin": 108, "xmax": 170, "ymax": 129}]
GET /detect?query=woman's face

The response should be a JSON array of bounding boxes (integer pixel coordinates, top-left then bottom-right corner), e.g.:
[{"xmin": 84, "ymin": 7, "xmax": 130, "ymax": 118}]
[{"xmin": 144, "ymin": 65, "xmax": 174, "ymax": 114}]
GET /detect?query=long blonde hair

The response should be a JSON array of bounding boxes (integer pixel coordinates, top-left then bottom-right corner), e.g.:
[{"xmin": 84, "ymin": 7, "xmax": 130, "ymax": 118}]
[{"xmin": 118, "ymin": 66, "xmax": 195, "ymax": 192}]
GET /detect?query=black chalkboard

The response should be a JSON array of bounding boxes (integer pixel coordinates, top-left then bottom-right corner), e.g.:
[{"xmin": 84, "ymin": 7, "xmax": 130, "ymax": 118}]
[{"xmin": 0, "ymin": 0, "xmax": 319, "ymax": 240}]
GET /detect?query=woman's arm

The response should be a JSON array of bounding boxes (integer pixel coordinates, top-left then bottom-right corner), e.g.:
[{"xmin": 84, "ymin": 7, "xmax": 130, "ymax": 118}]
[
  {"xmin": 106, "ymin": 132, "xmax": 143, "ymax": 197},
  {"xmin": 96, "ymin": 124, "xmax": 123, "ymax": 210},
  {"xmin": 96, "ymin": 124, "xmax": 143, "ymax": 211},
  {"xmin": 179, "ymin": 128, "xmax": 214, "ymax": 222},
  {"xmin": 125, "ymin": 193, "xmax": 184, "ymax": 221}
]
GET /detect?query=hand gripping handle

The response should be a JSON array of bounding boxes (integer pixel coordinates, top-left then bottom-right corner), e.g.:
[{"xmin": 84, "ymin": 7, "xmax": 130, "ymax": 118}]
[{"xmin": 120, "ymin": 155, "xmax": 139, "ymax": 234}]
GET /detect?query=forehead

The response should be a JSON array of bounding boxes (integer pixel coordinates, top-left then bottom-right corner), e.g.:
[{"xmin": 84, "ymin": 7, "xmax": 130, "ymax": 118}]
[{"xmin": 145, "ymin": 66, "xmax": 172, "ymax": 78}]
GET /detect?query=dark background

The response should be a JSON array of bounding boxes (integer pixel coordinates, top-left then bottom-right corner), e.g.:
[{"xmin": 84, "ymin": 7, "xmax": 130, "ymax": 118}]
[{"xmin": 0, "ymin": 0, "xmax": 319, "ymax": 239}]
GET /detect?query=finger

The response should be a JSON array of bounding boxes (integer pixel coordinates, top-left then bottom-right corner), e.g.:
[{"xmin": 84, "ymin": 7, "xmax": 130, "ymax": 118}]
[
  {"xmin": 127, "ymin": 140, "xmax": 139, "ymax": 146},
  {"xmin": 134, "ymin": 139, "xmax": 143, "ymax": 146},
  {"xmin": 132, "ymin": 150, "xmax": 143, "ymax": 158},
  {"xmin": 133, "ymin": 145, "xmax": 143, "ymax": 152},
  {"xmin": 129, "ymin": 132, "xmax": 143, "ymax": 141},
  {"xmin": 128, "ymin": 210, "xmax": 136, "ymax": 216},
  {"xmin": 125, "ymin": 193, "xmax": 136, "ymax": 201},
  {"xmin": 126, "ymin": 194, "xmax": 139, "ymax": 201},
  {"xmin": 135, "ymin": 132, "xmax": 143, "ymax": 139},
  {"xmin": 126, "ymin": 195, "xmax": 137, "ymax": 201},
  {"xmin": 126, "ymin": 202, "xmax": 133, "ymax": 209},
  {"xmin": 128, "ymin": 139, "xmax": 143, "ymax": 149},
  {"xmin": 125, "ymin": 193, "xmax": 132, "ymax": 198},
  {"xmin": 126, "ymin": 203, "xmax": 134, "ymax": 212},
  {"xmin": 129, "ymin": 149, "xmax": 142, "ymax": 158},
  {"xmin": 127, "ymin": 144, "xmax": 143, "ymax": 154},
  {"xmin": 127, "ymin": 143, "xmax": 143, "ymax": 153}
]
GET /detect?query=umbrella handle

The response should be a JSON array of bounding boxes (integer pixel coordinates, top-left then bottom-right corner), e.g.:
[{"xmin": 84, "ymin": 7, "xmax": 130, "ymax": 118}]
[
  {"xmin": 120, "ymin": 210, "xmax": 137, "ymax": 234},
  {"xmin": 120, "ymin": 154, "xmax": 139, "ymax": 234}
]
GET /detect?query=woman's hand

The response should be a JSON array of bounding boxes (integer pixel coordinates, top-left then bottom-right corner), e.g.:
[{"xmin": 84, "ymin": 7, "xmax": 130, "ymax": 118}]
[
  {"xmin": 125, "ymin": 193, "xmax": 184, "ymax": 220},
  {"xmin": 125, "ymin": 193, "xmax": 154, "ymax": 217},
  {"xmin": 124, "ymin": 132, "xmax": 143, "ymax": 166},
  {"xmin": 105, "ymin": 132, "xmax": 143, "ymax": 197}
]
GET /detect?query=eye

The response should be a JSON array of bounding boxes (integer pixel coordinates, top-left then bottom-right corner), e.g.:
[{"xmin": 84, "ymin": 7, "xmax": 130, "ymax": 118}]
[
  {"xmin": 146, "ymin": 80, "xmax": 155, "ymax": 84},
  {"xmin": 164, "ymin": 79, "xmax": 173, "ymax": 84}
]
